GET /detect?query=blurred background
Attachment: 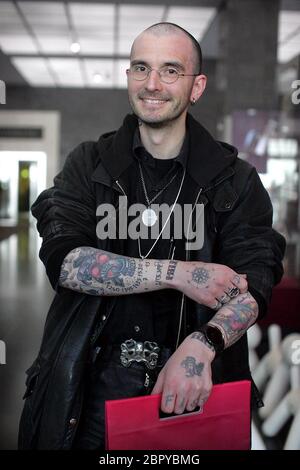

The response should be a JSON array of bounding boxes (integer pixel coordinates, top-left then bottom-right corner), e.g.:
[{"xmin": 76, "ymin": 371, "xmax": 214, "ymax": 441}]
[{"xmin": 0, "ymin": 0, "xmax": 299, "ymax": 450}]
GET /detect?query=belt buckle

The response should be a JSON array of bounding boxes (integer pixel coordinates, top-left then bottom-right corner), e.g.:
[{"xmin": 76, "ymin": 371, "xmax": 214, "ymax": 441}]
[{"xmin": 120, "ymin": 339, "xmax": 160, "ymax": 370}]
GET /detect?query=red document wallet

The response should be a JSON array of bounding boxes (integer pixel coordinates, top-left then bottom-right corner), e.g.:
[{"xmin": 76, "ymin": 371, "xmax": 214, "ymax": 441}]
[{"xmin": 105, "ymin": 380, "xmax": 251, "ymax": 450}]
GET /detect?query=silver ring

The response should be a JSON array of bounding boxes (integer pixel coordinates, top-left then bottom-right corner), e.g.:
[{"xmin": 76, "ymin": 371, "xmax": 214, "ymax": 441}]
[
  {"xmin": 218, "ymin": 293, "xmax": 230, "ymax": 304},
  {"xmin": 227, "ymin": 287, "xmax": 240, "ymax": 298},
  {"xmin": 212, "ymin": 300, "xmax": 223, "ymax": 310}
]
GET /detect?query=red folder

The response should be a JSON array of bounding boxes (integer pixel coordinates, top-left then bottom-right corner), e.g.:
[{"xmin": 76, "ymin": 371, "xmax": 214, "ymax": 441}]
[{"xmin": 105, "ymin": 380, "xmax": 251, "ymax": 450}]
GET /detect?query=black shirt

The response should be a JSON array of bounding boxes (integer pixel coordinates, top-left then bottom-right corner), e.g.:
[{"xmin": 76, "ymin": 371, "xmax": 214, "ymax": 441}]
[{"xmin": 100, "ymin": 128, "xmax": 191, "ymax": 350}]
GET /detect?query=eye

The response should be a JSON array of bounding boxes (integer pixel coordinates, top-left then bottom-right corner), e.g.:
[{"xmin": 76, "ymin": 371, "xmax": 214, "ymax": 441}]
[
  {"xmin": 133, "ymin": 65, "xmax": 147, "ymax": 72},
  {"xmin": 165, "ymin": 67, "xmax": 179, "ymax": 76}
]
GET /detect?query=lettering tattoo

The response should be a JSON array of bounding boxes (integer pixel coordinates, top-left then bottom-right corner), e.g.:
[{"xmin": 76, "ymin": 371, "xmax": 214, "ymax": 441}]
[
  {"xmin": 181, "ymin": 356, "xmax": 204, "ymax": 378},
  {"xmin": 190, "ymin": 332, "xmax": 215, "ymax": 352},
  {"xmin": 166, "ymin": 260, "xmax": 178, "ymax": 281},
  {"xmin": 154, "ymin": 260, "xmax": 164, "ymax": 287},
  {"xmin": 210, "ymin": 292, "xmax": 258, "ymax": 348},
  {"xmin": 165, "ymin": 394, "xmax": 175, "ymax": 407}
]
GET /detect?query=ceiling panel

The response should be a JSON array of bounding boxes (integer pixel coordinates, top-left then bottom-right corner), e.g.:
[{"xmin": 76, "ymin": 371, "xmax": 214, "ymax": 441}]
[
  {"xmin": 36, "ymin": 35, "xmax": 72, "ymax": 54},
  {"xmin": 0, "ymin": 34, "xmax": 38, "ymax": 54},
  {"xmin": 18, "ymin": 1, "xmax": 68, "ymax": 27},
  {"xmin": 48, "ymin": 57, "xmax": 84, "ymax": 87},
  {"xmin": 78, "ymin": 37, "xmax": 114, "ymax": 55},
  {"xmin": 278, "ymin": 11, "xmax": 300, "ymax": 62},
  {"xmin": 118, "ymin": 5, "xmax": 165, "ymax": 55},
  {"xmin": 11, "ymin": 57, "xmax": 55, "ymax": 86},
  {"xmin": 69, "ymin": 3, "xmax": 115, "ymax": 30},
  {"xmin": 0, "ymin": 1, "xmax": 24, "ymax": 33},
  {"xmin": 84, "ymin": 59, "xmax": 114, "ymax": 87},
  {"xmin": 166, "ymin": 7, "xmax": 216, "ymax": 40}
]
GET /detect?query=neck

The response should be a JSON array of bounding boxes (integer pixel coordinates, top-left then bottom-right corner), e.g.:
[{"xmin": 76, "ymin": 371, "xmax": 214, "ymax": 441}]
[{"xmin": 139, "ymin": 115, "xmax": 187, "ymax": 159}]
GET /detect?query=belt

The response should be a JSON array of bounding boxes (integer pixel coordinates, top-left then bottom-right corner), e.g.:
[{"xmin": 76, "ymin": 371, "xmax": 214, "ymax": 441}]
[{"xmin": 91, "ymin": 339, "xmax": 172, "ymax": 371}]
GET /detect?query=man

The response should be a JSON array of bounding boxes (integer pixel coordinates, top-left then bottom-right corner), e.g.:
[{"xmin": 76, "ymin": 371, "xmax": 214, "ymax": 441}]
[{"xmin": 19, "ymin": 23, "xmax": 285, "ymax": 450}]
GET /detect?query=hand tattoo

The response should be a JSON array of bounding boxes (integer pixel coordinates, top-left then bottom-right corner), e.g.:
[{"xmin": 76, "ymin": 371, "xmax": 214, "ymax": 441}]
[{"xmin": 181, "ymin": 356, "xmax": 204, "ymax": 378}]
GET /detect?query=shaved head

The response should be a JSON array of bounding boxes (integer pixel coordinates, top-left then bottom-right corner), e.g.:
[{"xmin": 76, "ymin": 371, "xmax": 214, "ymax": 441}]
[{"xmin": 131, "ymin": 22, "xmax": 202, "ymax": 75}]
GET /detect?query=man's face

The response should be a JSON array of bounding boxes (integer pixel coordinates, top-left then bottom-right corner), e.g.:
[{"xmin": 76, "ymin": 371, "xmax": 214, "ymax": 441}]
[{"xmin": 127, "ymin": 32, "xmax": 198, "ymax": 127}]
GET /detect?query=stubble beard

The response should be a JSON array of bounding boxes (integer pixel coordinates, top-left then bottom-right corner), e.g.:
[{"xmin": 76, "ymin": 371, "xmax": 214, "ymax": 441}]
[{"xmin": 129, "ymin": 95, "xmax": 190, "ymax": 129}]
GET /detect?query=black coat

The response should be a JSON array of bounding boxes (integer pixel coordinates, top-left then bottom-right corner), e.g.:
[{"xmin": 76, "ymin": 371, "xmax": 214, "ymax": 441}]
[{"xmin": 18, "ymin": 114, "xmax": 285, "ymax": 449}]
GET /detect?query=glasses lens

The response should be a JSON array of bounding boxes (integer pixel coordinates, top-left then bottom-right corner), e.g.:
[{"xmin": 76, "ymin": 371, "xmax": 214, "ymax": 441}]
[
  {"xmin": 131, "ymin": 65, "xmax": 149, "ymax": 81},
  {"xmin": 160, "ymin": 67, "xmax": 179, "ymax": 84}
]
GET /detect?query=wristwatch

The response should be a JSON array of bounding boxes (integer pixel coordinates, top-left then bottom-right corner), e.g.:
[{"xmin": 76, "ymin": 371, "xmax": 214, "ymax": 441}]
[{"xmin": 198, "ymin": 324, "xmax": 225, "ymax": 356}]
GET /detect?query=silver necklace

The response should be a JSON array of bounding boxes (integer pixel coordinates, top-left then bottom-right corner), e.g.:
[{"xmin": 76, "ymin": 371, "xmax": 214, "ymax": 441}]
[
  {"xmin": 138, "ymin": 168, "xmax": 186, "ymax": 260},
  {"xmin": 138, "ymin": 161, "xmax": 179, "ymax": 227}
]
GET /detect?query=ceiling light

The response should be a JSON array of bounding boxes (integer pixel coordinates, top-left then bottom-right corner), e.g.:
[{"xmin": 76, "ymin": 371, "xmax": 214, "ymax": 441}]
[
  {"xmin": 70, "ymin": 42, "xmax": 80, "ymax": 54},
  {"xmin": 93, "ymin": 73, "xmax": 103, "ymax": 84}
]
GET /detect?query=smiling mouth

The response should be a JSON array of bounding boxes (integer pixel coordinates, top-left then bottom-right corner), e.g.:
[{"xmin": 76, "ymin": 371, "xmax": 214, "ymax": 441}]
[{"xmin": 141, "ymin": 98, "xmax": 167, "ymax": 105}]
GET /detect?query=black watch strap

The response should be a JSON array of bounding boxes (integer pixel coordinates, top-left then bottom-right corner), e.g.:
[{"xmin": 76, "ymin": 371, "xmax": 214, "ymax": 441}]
[{"xmin": 197, "ymin": 324, "xmax": 225, "ymax": 356}]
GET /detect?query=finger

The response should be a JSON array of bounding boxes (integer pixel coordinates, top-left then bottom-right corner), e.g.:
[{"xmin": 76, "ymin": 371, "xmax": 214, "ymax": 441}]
[
  {"xmin": 231, "ymin": 274, "xmax": 247, "ymax": 292},
  {"xmin": 151, "ymin": 371, "xmax": 164, "ymax": 395},
  {"xmin": 161, "ymin": 390, "xmax": 176, "ymax": 413},
  {"xmin": 173, "ymin": 394, "xmax": 187, "ymax": 414},
  {"xmin": 217, "ymin": 292, "xmax": 231, "ymax": 305},
  {"xmin": 186, "ymin": 396, "xmax": 201, "ymax": 412}
]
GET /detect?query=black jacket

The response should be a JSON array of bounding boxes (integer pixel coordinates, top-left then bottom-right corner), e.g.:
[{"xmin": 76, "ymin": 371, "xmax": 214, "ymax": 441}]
[{"xmin": 18, "ymin": 114, "xmax": 285, "ymax": 449}]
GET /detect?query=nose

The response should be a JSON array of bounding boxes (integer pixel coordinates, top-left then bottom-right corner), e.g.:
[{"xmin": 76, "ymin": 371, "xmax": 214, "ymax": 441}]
[{"xmin": 145, "ymin": 69, "xmax": 163, "ymax": 92}]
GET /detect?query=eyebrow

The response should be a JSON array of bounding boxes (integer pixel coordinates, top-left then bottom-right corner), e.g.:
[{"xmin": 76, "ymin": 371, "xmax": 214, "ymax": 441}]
[{"xmin": 130, "ymin": 60, "xmax": 185, "ymax": 71}]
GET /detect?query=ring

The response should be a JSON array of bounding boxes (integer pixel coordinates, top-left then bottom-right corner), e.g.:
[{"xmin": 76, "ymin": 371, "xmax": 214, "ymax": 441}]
[
  {"xmin": 227, "ymin": 287, "xmax": 240, "ymax": 298},
  {"xmin": 218, "ymin": 293, "xmax": 230, "ymax": 304},
  {"xmin": 212, "ymin": 300, "xmax": 222, "ymax": 310}
]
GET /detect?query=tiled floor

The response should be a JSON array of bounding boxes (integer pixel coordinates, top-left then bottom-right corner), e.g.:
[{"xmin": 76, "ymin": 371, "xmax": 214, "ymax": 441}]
[{"xmin": 0, "ymin": 225, "xmax": 53, "ymax": 449}]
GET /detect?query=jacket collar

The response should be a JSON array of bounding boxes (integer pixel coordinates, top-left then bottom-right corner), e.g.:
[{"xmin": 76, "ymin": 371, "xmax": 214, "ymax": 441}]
[{"xmin": 93, "ymin": 113, "xmax": 237, "ymax": 190}]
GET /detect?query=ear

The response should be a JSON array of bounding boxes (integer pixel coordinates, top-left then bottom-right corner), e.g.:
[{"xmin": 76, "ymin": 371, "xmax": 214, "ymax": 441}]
[{"xmin": 190, "ymin": 74, "xmax": 207, "ymax": 104}]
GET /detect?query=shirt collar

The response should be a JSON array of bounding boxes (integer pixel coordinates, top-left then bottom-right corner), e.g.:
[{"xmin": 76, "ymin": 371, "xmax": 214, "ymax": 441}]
[{"xmin": 132, "ymin": 127, "xmax": 189, "ymax": 169}]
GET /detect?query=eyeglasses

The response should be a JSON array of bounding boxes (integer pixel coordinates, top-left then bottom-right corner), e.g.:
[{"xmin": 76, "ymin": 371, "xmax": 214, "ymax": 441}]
[{"xmin": 126, "ymin": 64, "xmax": 199, "ymax": 84}]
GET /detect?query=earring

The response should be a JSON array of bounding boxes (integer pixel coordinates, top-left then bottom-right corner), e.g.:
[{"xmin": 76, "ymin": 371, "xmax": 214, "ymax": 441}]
[{"xmin": 191, "ymin": 97, "xmax": 196, "ymax": 105}]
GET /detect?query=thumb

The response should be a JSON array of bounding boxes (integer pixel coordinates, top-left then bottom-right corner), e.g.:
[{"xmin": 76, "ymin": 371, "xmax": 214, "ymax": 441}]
[{"xmin": 151, "ymin": 371, "xmax": 164, "ymax": 395}]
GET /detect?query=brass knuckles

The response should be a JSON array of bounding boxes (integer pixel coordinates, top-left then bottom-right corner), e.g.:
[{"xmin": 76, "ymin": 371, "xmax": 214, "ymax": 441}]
[{"xmin": 120, "ymin": 339, "xmax": 160, "ymax": 370}]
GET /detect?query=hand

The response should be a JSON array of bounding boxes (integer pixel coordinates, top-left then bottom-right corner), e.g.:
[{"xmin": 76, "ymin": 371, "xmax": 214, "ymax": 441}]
[
  {"xmin": 171, "ymin": 261, "xmax": 247, "ymax": 309},
  {"xmin": 151, "ymin": 333, "xmax": 215, "ymax": 414}
]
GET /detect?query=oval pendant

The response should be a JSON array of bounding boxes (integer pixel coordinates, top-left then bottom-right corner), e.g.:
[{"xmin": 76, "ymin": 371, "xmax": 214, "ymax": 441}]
[{"xmin": 142, "ymin": 208, "xmax": 157, "ymax": 227}]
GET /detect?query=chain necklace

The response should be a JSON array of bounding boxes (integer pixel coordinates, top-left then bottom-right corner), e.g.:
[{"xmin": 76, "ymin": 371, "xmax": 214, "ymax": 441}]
[
  {"xmin": 138, "ymin": 168, "xmax": 186, "ymax": 260},
  {"xmin": 138, "ymin": 161, "xmax": 179, "ymax": 227}
]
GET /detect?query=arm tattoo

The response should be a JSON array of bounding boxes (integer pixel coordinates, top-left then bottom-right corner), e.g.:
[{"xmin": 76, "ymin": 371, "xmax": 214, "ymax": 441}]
[
  {"xmin": 59, "ymin": 247, "xmax": 147, "ymax": 295},
  {"xmin": 166, "ymin": 260, "xmax": 178, "ymax": 281},
  {"xmin": 209, "ymin": 292, "xmax": 258, "ymax": 348},
  {"xmin": 181, "ymin": 356, "xmax": 204, "ymax": 378},
  {"xmin": 154, "ymin": 260, "xmax": 164, "ymax": 287},
  {"xmin": 190, "ymin": 332, "xmax": 215, "ymax": 353}
]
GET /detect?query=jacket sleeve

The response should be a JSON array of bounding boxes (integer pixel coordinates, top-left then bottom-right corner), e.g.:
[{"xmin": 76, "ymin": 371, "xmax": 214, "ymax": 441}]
[
  {"xmin": 31, "ymin": 142, "xmax": 98, "ymax": 290},
  {"xmin": 215, "ymin": 163, "xmax": 286, "ymax": 319}
]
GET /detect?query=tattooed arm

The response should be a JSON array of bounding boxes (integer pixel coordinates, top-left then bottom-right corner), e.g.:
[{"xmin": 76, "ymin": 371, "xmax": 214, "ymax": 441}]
[
  {"xmin": 59, "ymin": 247, "xmax": 247, "ymax": 304},
  {"xmin": 152, "ymin": 292, "xmax": 258, "ymax": 414}
]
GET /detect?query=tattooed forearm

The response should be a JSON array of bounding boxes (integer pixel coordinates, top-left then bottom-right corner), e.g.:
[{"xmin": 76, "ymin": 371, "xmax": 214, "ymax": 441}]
[
  {"xmin": 154, "ymin": 260, "xmax": 164, "ymax": 287},
  {"xmin": 181, "ymin": 356, "xmax": 204, "ymax": 378},
  {"xmin": 209, "ymin": 292, "xmax": 258, "ymax": 349},
  {"xmin": 59, "ymin": 246, "xmax": 175, "ymax": 296},
  {"xmin": 166, "ymin": 260, "xmax": 178, "ymax": 281},
  {"xmin": 190, "ymin": 332, "xmax": 215, "ymax": 353}
]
